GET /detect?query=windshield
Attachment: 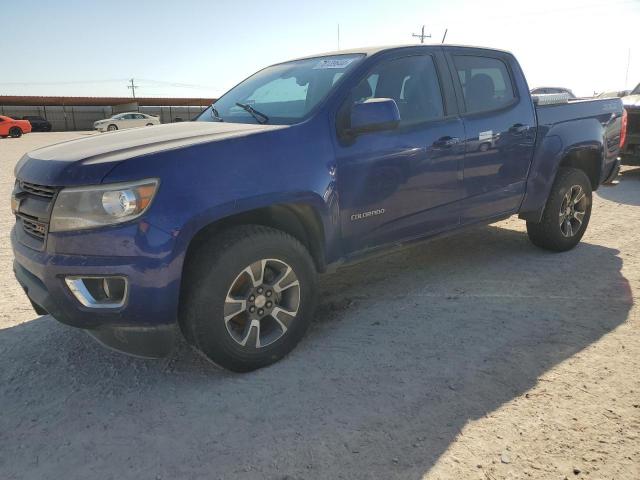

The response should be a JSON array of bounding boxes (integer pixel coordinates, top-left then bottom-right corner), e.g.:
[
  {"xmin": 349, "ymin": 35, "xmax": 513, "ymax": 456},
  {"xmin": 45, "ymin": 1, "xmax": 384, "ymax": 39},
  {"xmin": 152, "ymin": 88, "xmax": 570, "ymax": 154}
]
[
  {"xmin": 632, "ymin": 83, "xmax": 640, "ymax": 95},
  {"xmin": 197, "ymin": 54, "xmax": 364, "ymax": 125}
]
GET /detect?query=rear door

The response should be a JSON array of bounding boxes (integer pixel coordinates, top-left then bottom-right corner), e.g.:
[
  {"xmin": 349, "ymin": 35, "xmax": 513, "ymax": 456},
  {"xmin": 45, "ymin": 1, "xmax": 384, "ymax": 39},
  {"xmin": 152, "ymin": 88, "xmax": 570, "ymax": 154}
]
[
  {"xmin": 445, "ymin": 48, "xmax": 536, "ymax": 223},
  {"xmin": 335, "ymin": 48, "xmax": 465, "ymax": 253},
  {"xmin": 134, "ymin": 114, "xmax": 147, "ymax": 127}
]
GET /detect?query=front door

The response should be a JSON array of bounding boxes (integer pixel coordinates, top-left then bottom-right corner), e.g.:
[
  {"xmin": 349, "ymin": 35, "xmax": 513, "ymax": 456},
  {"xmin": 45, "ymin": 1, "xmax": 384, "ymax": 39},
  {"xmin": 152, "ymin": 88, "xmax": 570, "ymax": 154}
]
[{"xmin": 335, "ymin": 52, "xmax": 465, "ymax": 254}]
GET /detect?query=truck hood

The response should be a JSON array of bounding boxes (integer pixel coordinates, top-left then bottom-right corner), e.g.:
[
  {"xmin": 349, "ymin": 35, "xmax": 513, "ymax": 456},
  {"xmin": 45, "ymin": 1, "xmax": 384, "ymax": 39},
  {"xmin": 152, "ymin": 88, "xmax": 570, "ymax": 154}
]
[
  {"xmin": 622, "ymin": 94, "xmax": 640, "ymax": 108},
  {"xmin": 15, "ymin": 122, "xmax": 286, "ymax": 186}
]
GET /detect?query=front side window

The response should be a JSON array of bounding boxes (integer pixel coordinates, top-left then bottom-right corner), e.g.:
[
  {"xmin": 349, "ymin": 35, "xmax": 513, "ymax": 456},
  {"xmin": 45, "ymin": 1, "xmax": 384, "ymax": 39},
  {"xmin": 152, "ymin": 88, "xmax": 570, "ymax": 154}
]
[
  {"xmin": 453, "ymin": 55, "xmax": 515, "ymax": 113},
  {"xmin": 347, "ymin": 55, "xmax": 445, "ymax": 126},
  {"xmin": 198, "ymin": 54, "xmax": 364, "ymax": 125}
]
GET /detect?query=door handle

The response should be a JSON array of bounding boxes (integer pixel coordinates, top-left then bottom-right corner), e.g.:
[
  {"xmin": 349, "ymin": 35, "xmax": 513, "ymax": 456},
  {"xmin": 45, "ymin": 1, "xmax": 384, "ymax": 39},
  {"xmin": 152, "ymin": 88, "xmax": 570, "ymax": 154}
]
[
  {"xmin": 432, "ymin": 136, "xmax": 460, "ymax": 149},
  {"xmin": 509, "ymin": 123, "xmax": 529, "ymax": 135}
]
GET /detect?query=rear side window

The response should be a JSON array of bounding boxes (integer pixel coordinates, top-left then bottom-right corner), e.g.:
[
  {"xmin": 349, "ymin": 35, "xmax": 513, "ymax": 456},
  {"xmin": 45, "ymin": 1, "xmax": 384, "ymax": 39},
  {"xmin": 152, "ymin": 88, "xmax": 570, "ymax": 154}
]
[
  {"xmin": 453, "ymin": 55, "xmax": 515, "ymax": 113},
  {"xmin": 349, "ymin": 55, "xmax": 445, "ymax": 126}
]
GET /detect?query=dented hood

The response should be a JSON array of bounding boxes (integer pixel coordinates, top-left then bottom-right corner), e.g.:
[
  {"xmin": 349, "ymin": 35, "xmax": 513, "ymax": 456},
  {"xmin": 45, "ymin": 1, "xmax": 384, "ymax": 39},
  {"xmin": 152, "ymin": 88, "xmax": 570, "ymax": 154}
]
[{"xmin": 15, "ymin": 121, "xmax": 286, "ymax": 186}]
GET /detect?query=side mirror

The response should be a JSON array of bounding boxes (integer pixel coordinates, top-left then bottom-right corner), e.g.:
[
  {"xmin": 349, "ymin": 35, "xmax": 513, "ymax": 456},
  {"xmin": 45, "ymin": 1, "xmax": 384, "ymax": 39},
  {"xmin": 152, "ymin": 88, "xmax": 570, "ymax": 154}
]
[{"xmin": 349, "ymin": 98, "xmax": 400, "ymax": 135}]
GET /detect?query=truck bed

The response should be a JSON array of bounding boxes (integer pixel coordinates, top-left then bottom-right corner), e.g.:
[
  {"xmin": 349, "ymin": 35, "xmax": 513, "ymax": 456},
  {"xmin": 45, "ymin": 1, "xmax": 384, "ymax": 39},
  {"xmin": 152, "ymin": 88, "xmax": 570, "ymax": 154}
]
[{"xmin": 535, "ymin": 97, "xmax": 623, "ymax": 127}]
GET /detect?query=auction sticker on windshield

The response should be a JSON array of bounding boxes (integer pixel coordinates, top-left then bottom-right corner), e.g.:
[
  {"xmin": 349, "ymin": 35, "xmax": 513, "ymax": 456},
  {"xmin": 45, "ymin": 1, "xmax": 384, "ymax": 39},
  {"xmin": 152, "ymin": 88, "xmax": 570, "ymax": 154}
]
[{"xmin": 314, "ymin": 57, "xmax": 358, "ymax": 69}]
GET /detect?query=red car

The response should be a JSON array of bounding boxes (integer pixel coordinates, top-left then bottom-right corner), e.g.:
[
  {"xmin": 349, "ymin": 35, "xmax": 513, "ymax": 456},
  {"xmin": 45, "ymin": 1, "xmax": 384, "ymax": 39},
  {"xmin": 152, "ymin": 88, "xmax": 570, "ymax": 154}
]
[{"xmin": 0, "ymin": 115, "xmax": 32, "ymax": 138}]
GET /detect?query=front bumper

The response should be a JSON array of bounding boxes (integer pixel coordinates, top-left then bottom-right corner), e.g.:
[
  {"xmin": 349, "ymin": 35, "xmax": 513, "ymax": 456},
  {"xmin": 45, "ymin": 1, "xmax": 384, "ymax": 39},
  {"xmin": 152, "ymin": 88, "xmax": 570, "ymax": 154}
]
[{"xmin": 11, "ymin": 226, "xmax": 181, "ymax": 358}]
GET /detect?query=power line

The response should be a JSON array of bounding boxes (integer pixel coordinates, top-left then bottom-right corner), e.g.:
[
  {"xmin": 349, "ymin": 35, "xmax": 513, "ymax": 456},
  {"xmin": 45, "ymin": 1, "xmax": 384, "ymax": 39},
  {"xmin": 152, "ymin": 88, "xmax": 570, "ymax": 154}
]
[
  {"xmin": 137, "ymin": 78, "xmax": 216, "ymax": 90},
  {"xmin": 0, "ymin": 79, "xmax": 127, "ymax": 86},
  {"xmin": 412, "ymin": 25, "xmax": 431, "ymax": 44}
]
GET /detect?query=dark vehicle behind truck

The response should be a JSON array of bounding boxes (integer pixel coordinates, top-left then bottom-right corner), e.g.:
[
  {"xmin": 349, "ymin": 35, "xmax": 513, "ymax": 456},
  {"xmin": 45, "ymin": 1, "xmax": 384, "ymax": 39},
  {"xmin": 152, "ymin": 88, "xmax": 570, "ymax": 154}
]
[
  {"xmin": 621, "ymin": 83, "xmax": 640, "ymax": 165},
  {"xmin": 11, "ymin": 45, "xmax": 624, "ymax": 371},
  {"xmin": 21, "ymin": 116, "xmax": 52, "ymax": 132}
]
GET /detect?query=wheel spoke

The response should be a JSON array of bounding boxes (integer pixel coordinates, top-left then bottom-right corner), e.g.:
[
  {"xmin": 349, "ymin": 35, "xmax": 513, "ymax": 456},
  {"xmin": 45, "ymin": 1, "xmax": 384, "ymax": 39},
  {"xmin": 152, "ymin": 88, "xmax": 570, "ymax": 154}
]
[
  {"xmin": 244, "ymin": 260, "xmax": 266, "ymax": 287},
  {"xmin": 271, "ymin": 306, "xmax": 298, "ymax": 333},
  {"xmin": 239, "ymin": 319, "xmax": 261, "ymax": 348},
  {"xmin": 573, "ymin": 187, "xmax": 585, "ymax": 205},
  {"xmin": 224, "ymin": 295, "xmax": 247, "ymax": 323},
  {"xmin": 573, "ymin": 210, "xmax": 585, "ymax": 226},
  {"xmin": 272, "ymin": 265, "xmax": 300, "ymax": 293},
  {"xmin": 565, "ymin": 218, "xmax": 573, "ymax": 237}
]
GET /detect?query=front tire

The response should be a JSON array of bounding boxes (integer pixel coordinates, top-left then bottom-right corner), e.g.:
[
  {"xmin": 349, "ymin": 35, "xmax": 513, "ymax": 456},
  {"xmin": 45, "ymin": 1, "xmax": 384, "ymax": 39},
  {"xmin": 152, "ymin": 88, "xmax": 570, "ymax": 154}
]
[
  {"xmin": 107, "ymin": 124, "xmax": 118, "ymax": 131},
  {"xmin": 9, "ymin": 127, "xmax": 22, "ymax": 138},
  {"xmin": 180, "ymin": 225, "xmax": 318, "ymax": 372},
  {"xmin": 526, "ymin": 167, "xmax": 592, "ymax": 252}
]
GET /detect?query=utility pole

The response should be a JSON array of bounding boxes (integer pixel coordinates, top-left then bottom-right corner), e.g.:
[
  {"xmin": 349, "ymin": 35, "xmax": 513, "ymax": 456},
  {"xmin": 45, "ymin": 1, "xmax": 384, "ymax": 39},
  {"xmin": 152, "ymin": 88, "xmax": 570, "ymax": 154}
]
[
  {"xmin": 412, "ymin": 25, "xmax": 431, "ymax": 44},
  {"xmin": 127, "ymin": 78, "xmax": 139, "ymax": 99},
  {"xmin": 337, "ymin": 23, "xmax": 340, "ymax": 50}
]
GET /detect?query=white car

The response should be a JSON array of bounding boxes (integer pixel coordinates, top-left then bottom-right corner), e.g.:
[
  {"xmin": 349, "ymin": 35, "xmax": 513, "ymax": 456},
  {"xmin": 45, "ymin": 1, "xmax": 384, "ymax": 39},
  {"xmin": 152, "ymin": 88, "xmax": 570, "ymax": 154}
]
[{"xmin": 93, "ymin": 112, "xmax": 160, "ymax": 132}]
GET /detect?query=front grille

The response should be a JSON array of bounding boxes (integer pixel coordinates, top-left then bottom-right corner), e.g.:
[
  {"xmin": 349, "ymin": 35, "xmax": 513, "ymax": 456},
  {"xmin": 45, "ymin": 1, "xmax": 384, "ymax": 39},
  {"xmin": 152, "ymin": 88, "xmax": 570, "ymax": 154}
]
[
  {"xmin": 13, "ymin": 180, "xmax": 58, "ymax": 250},
  {"xmin": 20, "ymin": 215, "xmax": 47, "ymax": 240},
  {"xmin": 20, "ymin": 181, "xmax": 56, "ymax": 199}
]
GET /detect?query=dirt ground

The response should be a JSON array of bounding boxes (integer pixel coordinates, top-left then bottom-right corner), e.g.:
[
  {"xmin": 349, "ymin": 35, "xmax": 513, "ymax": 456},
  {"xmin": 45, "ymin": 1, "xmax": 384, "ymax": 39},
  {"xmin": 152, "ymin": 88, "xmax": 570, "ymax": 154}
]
[{"xmin": 0, "ymin": 132, "xmax": 638, "ymax": 480}]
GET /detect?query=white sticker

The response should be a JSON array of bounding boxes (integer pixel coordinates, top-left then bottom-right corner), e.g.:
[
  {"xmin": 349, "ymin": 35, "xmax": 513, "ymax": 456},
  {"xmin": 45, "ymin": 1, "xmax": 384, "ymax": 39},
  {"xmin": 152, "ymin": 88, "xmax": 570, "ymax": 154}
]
[
  {"xmin": 313, "ymin": 58, "xmax": 356, "ymax": 69},
  {"xmin": 479, "ymin": 130, "xmax": 493, "ymax": 141}
]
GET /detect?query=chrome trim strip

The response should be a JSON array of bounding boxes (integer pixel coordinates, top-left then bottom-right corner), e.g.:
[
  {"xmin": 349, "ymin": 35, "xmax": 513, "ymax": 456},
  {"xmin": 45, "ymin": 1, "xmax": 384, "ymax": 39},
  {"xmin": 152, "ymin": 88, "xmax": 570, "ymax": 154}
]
[{"xmin": 64, "ymin": 276, "xmax": 128, "ymax": 309}]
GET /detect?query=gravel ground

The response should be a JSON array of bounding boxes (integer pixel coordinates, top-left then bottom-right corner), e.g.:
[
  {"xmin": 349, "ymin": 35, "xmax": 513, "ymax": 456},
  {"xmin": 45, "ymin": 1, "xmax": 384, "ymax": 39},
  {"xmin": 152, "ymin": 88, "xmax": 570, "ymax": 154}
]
[{"xmin": 1, "ymin": 132, "xmax": 638, "ymax": 480}]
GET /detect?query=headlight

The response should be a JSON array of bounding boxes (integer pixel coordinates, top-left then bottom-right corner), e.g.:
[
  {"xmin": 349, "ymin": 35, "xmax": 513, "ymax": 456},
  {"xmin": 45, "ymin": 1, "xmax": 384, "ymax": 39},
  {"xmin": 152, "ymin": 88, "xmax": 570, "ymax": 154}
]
[{"xmin": 50, "ymin": 179, "xmax": 159, "ymax": 232}]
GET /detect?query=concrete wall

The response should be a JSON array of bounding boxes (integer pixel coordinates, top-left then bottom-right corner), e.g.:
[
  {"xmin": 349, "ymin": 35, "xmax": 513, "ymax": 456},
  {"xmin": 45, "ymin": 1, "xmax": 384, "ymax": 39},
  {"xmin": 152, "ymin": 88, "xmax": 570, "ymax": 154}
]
[{"xmin": 0, "ymin": 104, "xmax": 209, "ymax": 131}]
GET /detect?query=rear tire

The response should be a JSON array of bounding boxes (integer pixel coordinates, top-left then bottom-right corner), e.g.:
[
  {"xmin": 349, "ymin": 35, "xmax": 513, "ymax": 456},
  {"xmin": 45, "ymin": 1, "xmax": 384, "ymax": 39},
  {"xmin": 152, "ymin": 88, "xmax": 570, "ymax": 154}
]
[
  {"xmin": 526, "ymin": 167, "xmax": 592, "ymax": 252},
  {"xmin": 146, "ymin": 123, "xmax": 154, "ymax": 126},
  {"xmin": 180, "ymin": 225, "xmax": 318, "ymax": 372},
  {"xmin": 9, "ymin": 127, "xmax": 22, "ymax": 138}
]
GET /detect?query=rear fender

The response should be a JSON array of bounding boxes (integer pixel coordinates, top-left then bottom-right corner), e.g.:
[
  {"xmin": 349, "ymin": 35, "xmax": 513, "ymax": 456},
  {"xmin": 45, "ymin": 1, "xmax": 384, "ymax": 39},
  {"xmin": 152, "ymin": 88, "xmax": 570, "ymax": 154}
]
[{"xmin": 519, "ymin": 118, "xmax": 604, "ymax": 222}]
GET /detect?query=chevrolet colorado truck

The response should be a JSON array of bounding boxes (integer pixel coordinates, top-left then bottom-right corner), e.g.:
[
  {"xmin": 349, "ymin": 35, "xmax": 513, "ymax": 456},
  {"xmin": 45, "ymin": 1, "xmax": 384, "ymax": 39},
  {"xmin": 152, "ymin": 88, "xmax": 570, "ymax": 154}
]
[{"xmin": 11, "ymin": 45, "xmax": 624, "ymax": 372}]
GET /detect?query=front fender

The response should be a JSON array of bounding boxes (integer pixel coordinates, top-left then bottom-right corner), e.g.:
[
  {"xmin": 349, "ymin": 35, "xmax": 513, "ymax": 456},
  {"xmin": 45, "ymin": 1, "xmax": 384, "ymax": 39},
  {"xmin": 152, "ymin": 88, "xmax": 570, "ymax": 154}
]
[{"xmin": 172, "ymin": 190, "xmax": 339, "ymax": 262}]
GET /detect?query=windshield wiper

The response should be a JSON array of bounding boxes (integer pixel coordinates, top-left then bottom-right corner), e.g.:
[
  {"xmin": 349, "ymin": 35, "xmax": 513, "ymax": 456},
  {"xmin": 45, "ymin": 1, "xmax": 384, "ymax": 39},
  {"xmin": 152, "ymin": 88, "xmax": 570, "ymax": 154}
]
[
  {"xmin": 235, "ymin": 102, "xmax": 269, "ymax": 124},
  {"xmin": 211, "ymin": 106, "xmax": 224, "ymax": 122}
]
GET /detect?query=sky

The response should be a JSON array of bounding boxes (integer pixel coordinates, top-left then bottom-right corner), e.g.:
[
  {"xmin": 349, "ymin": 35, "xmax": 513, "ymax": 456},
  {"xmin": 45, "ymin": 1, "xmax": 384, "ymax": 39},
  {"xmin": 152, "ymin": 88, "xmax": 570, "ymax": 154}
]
[{"xmin": 1, "ymin": 0, "xmax": 639, "ymax": 99}]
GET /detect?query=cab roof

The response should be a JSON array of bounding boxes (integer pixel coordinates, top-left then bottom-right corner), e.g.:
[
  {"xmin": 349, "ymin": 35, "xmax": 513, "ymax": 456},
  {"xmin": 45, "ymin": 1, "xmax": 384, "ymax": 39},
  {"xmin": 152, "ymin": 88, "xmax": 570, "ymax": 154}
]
[{"xmin": 291, "ymin": 44, "xmax": 513, "ymax": 61}]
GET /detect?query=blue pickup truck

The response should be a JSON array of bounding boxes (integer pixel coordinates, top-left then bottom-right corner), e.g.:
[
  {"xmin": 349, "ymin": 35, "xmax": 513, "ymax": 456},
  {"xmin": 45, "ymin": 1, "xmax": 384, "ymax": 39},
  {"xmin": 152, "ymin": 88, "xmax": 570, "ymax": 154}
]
[{"xmin": 11, "ymin": 45, "xmax": 624, "ymax": 371}]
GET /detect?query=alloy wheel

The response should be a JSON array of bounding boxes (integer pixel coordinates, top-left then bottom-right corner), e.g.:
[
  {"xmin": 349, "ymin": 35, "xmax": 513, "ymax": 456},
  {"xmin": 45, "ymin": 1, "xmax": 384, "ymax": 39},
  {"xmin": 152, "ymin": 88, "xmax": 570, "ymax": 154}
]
[
  {"xmin": 559, "ymin": 184, "xmax": 587, "ymax": 237},
  {"xmin": 224, "ymin": 258, "xmax": 301, "ymax": 348}
]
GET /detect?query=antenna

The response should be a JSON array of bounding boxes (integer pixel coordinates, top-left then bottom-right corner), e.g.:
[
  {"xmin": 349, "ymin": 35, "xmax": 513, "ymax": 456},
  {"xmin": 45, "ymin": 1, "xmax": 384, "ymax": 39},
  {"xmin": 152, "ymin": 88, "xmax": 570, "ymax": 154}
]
[{"xmin": 625, "ymin": 48, "xmax": 631, "ymax": 89}]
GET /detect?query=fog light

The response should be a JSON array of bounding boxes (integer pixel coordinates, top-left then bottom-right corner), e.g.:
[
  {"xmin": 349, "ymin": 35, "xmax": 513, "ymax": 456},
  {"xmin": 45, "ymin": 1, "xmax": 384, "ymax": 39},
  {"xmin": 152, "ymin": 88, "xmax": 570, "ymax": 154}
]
[{"xmin": 65, "ymin": 276, "xmax": 128, "ymax": 308}]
